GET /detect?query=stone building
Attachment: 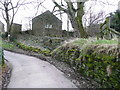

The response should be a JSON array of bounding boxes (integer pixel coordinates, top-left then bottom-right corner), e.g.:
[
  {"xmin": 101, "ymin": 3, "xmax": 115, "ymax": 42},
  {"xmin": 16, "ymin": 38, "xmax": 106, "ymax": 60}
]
[
  {"xmin": 11, "ymin": 23, "xmax": 22, "ymax": 36},
  {"xmin": 0, "ymin": 21, "xmax": 4, "ymax": 33},
  {"xmin": 32, "ymin": 10, "xmax": 62, "ymax": 37}
]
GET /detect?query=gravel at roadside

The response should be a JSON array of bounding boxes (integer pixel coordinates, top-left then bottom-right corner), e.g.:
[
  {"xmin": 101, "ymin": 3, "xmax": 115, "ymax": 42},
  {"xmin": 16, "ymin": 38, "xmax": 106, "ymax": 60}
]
[{"xmin": 2, "ymin": 59, "xmax": 12, "ymax": 88}]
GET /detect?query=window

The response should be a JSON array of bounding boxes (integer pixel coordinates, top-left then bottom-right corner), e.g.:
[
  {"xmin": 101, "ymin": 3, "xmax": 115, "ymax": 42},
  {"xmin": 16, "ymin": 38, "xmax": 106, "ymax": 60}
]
[{"xmin": 45, "ymin": 24, "xmax": 52, "ymax": 28}]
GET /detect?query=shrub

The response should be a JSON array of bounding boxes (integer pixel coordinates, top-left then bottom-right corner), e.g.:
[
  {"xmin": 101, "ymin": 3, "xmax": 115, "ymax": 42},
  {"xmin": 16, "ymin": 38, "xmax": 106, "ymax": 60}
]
[{"xmin": 15, "ymin": 41, "xmax": 51, "ymax": 56}]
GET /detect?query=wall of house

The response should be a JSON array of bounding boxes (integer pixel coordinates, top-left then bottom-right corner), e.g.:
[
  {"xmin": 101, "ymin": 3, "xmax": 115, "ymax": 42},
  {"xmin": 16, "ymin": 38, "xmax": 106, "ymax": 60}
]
[
  {"xmin": 32, "ymin": 20, "xmax": 44, "ymax": 36},
  {"xmin": 11, "ymin": 23, "xmax": 22, "ymax": 36},
  {"xmin": 0, "ymin": 21, "xmax": 4, "ymax": 33},
  {"xmin": 44, "ymin": 28, "xmax": 62, "ymax": 37},
  {"xmin": 32, "ymin": 11, "xmax": 62, "ymax": 37}
]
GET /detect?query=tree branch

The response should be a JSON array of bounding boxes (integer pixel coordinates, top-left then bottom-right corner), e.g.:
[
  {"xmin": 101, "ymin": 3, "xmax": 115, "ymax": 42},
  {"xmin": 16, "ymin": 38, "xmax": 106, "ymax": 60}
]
[
  {"xmin": 52, "ymin": 0, "xmax": 68, "ymax": 13},
  {"xmin": 35, "ymin": 0, "xmax": 46, "ymax": 16},
  {"xmin": 2, "ymin": 11, "xmax": 7, "ymax": 22}
]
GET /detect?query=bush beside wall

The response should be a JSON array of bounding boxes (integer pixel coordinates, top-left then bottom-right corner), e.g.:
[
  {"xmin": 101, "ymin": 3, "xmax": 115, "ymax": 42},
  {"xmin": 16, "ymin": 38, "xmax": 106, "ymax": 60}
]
[{"xmin": 15, "ymin": 41, "xmax": 51, "ymax": 56}]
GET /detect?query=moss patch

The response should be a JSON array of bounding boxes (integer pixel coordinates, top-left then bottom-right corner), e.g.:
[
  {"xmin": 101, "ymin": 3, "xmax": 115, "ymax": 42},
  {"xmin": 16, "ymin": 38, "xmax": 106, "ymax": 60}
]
[
  {"xmin": 91, "ymin": 40, "xmax": 118, "ymax": 44},
  {"xmin": 72, "ymin": 38, "xmax": 87, "ymax": 46},
  {"xmin": 2, "ymin": 41, "xmax": 15, "ymax": 50}
]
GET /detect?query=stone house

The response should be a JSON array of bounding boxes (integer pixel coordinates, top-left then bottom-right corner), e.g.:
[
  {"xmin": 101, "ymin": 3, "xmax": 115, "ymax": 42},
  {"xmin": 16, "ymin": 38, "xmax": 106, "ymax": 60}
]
[
  {"xmin": 11, "ymin": 23, "xmax": 22, "ymax": 36},
  {"xmin": 0, "ymin": 21, "xmax": 4, "ymax": 33},
  {"xmin": 32, "ymin": 10, "xmax": 62, "ymax": 37}
]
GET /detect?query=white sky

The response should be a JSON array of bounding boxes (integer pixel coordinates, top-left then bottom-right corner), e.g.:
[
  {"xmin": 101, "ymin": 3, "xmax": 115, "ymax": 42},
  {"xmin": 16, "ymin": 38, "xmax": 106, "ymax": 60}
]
[{"xmin": 0, "ymin": 0, "xmax": 120, "ymax": 31}]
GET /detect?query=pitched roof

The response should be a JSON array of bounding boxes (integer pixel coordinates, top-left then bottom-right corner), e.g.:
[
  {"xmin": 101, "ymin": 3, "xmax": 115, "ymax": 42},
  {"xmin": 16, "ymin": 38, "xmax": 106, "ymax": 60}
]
[
  {"xmin": 0, "ymin": 21, "xmax": 3, "ymax": 24},
  {"xmin": 32, "ymin": 10, "xmax": 62, "ymax": 23},
  {"xmin": 0, "ymin": 21, "xmax": 4, "ymax": 25}
]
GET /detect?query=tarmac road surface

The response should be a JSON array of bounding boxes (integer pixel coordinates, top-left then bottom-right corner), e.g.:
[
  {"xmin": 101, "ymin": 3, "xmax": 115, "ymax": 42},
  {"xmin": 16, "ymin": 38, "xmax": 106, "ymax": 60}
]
[{"xmin": 4, "ymin": 50, "xmax": 77, "ymax": 88}]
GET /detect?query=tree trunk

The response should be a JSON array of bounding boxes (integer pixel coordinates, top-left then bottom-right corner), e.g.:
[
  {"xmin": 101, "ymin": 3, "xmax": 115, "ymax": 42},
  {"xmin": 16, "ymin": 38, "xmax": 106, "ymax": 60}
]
[
  {"xmin": 76, "ymin": 2, "xmax": 87, "ymax": 38},
  {"xmin": 67, "ymin": 2, "xmax": 87, "ymax": 38},
  {"xmin": 4, "ymin": 3, "xmax": 13, "ymax": 41},
  {"xmin": 53, "ymin": 0, "xmax": 88, "ymax": 38},
  {"xmin": 68, "ymin": 14, "xmax": 80, "ymax": 37},
  {"xmin": 7, "ymin": 23, "xmax": 11, "ymax": 41},
  {"xmin": 5, "ymin": 5, "xmax": 11, "ymax": 41}
]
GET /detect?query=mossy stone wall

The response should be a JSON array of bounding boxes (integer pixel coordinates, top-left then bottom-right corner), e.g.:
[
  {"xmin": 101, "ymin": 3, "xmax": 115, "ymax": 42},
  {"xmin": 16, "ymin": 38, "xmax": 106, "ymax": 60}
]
[{"xmin": 51, "ymin": 44, "xmax": 120, "ymax": 88}]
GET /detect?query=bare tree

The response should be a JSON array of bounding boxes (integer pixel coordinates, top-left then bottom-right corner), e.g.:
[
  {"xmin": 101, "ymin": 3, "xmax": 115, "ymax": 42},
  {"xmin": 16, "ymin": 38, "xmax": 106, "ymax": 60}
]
[
  {"xmin": 0, "ymin": 0, "xmax": 45, "ymax": 41},
  {"xmin": 52, "ymin": 0, "xmax": 88, "ymax": 38},
  {"xmin": 34, "ymin": 0, "xmax": 46, "ymax": 16},
  {"xmin": 83, "ymin": 5, "xmax": 106, "ymax": 27},
  {"xmin": 0, "ymin": 0, "xmax": 28, "ymax": 41},
  {"xmin": 82, "ymin": 0, "xmax": 118, "ymax": 37}
]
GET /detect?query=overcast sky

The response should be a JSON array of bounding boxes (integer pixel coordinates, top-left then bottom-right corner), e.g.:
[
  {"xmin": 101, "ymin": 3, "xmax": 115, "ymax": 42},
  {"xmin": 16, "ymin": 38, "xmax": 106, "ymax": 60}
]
[{"xmin": 0, "ymin": 0, "xmax": 120, "ymax": 31}]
